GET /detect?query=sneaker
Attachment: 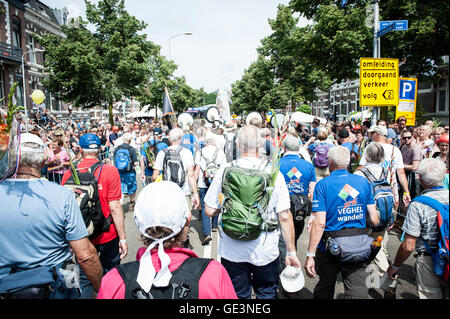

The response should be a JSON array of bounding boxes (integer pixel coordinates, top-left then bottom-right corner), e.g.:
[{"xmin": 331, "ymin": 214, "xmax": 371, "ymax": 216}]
[
  {"xmin": 201, "ymin": 235, "xmax": 212, "ymax": 245},
  {"xmin": 212, "ymin": 227, "xmax": 218, "ymax": 232},
  {"xmin": 384, "ymin": 289, "xmax": 396, "ymax": 299}
]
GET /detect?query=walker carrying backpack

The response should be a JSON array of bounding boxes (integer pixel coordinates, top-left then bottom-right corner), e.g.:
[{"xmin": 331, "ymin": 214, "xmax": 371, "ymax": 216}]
[
  {"xmin": 143, "ymin": 140, "xmax": 161, "ymax": 169},
  {"xmin": 202, "ymin": 148, "xmax": 219, "ymax": 188},
  {"xmin": 223, "ymin": 133, "xmax": 237, "ymax": 163},
  {"xmin": 162, "ymin": 147, "xmax": 186, "ymax": 187},
  {"xmin": 348, "ymin": 143, "xmax": 360, "ymax": 173},
  {"xmin": 115, "ymin": 257, "xmax": 212, "ymax": 299},
  {"xmin": 220, "ymin": 161, "xmax": 277, "ymax": 241},
  {"xmin": 63, "ymin": 162, "xmax": 112, "ymax": 239},
  {"xmin": 360, "ymin": 167, "xmax": 394, "ymax": 232},
  {"xmin": 181, "ymin": 134, "xmax": 196, "ymax": 155},
  {"xmin": 115, "ymin": 148, "xmax": 131, "ymax": 172},
  {"xmin": 413, "ymin": 195, "xmax": 449, "ymax": 282},
  {"xmin": 313, "ymin": 144, "xmax": 329, "ymax": 168}
]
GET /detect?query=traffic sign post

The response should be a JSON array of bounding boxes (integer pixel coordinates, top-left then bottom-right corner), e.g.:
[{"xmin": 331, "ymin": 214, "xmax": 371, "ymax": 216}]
[
  {"xmin": 360, "ymin": 57, "xmax": 399, "ymax": 107},
  {"xmin": 396, "ymin": 77, "xmax": 418, "ymax": 126}
]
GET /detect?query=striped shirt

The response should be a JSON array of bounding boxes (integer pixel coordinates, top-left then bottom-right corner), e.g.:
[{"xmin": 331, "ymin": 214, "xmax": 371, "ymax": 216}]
[{"xmin": 402, "ymin": 188, "xmax": 449, "ymax": 252}]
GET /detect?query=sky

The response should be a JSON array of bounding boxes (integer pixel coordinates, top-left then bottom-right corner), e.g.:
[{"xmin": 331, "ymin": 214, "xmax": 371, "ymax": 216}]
[{"xmin": 42, "ymin": 0, "xmax": 309, "ymax": 93}]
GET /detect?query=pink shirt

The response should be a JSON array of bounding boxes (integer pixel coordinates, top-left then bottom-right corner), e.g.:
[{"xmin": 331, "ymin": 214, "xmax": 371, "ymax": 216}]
[
  {"xmin": 48, "ymin": 148, "xmax": 70, "ymax": 174},
  {"xmin": 97, "ymin": 247, "xmax": 238, "ymax": 299}
]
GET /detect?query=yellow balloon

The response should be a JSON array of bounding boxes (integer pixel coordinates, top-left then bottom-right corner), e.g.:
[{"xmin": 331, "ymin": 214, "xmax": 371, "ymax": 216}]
[{"xmin": 32, "ymin": 90, "xmax": 45, "ymax": 105}]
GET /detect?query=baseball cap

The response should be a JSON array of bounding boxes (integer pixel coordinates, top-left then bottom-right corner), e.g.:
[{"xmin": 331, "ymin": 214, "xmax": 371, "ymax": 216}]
[
  {"xmin": 338, "ymin": 129, "xmax": 350, "ymax": 139},
  {"xmin": 20, "ymin": 133, "xmax": 46, "ymax": 153},
  {"xmin": 368, "ymin": 125, "xmax": 388, "ymax": 137},
  {"xmin": 283, "ymin": 134, "xmax": 300, "ymax": 151},
  {"xmin": 134, "ymin": 181, "xmax": 191, "ymax": 293},
  {"xmin": 153, "ymin": 127, "xmax": 162, "ymax": 136},
  {"xmin": 280, "ymin": 266, "xmax": 305, "ymax": 293},
  {"xmin": 112, "ymin": 126, "xmax": 119, "ymax": 132},
  {"xmin": 436, "ymin": 133, "xmax": 449, "ymax": 145},
  {"xmin": 79, "ymin": 133, "xmax": 101, "ymax": 149}
]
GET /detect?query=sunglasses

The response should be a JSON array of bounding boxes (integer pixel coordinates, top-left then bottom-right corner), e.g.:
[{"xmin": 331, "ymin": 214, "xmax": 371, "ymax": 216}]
[{"xmin": 402, "ymin": 136, "xmax": 413, "ymax": 140}]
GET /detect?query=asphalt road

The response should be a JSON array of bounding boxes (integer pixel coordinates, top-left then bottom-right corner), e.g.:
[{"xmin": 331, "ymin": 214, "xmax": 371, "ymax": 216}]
[{"xmin": 120, "ymin": 172, "xmax": 419, "ymax": 299}]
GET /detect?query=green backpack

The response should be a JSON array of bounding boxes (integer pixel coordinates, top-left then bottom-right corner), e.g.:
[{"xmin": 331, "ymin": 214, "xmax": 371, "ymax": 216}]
[{"xmin": 220, "ymin": 161, "xmax": 278, "ymax": 241}]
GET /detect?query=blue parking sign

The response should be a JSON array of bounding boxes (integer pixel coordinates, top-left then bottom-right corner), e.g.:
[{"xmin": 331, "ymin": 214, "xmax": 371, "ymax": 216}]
[{"xmin": 399, "ymin": 79, "xmax": 416, "ymax": 101}]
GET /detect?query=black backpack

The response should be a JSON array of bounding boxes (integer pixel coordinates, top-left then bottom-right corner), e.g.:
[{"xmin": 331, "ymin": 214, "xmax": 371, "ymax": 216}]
[
  {"xmin": 347, "ymin": 143, "xmax": 360, "ymax": 173},
  {"xmin": 115, "ymin": 257, "xmax": 212, "ymax": 299},
  {"xmin": 162, "ymin": 147, "xmax": 186, "ymax": 187},
  {"xmin": 63, "ymin": 162, "xmax": 112, "ymax": 239}
]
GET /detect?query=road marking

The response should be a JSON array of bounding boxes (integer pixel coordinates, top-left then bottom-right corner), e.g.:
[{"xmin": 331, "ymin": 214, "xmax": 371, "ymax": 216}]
[{"xmin": 203, "ymin": 240, "xmax": 211, "ymax": 258}]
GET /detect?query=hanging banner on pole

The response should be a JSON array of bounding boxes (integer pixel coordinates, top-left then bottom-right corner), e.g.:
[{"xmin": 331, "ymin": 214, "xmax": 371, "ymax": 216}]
[
  {"xmin": 359, "ymin": 57, "xmax": 399, "ymax": 107},
  {"xmin": 396, "ymin": 77, "xmax": 417, "ymax": 126}
]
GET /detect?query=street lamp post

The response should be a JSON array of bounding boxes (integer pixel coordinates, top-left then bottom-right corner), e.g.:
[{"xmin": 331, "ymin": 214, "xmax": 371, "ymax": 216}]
[
  {"xmin": 168, "ymin": 32, "xmax": 193, "ymax": 61},
  {"xmin": 21, "ymin": 48, "xmax": 45, "ymax": 131}
]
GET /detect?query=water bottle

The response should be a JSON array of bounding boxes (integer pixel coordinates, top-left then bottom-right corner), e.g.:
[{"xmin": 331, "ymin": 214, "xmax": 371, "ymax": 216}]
[{"xmin": 327, "ymin": 237, "xmax": 341, "ymax": 256}]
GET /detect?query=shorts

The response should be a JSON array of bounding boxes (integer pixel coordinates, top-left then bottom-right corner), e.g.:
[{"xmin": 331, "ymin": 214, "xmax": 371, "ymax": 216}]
[{"xmin": 119, "ymin": 170, "xmax": 137, "ymax": 195}]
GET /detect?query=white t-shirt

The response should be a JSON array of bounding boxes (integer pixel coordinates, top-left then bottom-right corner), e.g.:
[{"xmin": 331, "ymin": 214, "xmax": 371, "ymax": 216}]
[
  {"xmin": 198, "ymin": 145, "xmax": 227, "ymax": 189},
  {"xmin": 204, "ymin": 157, "xmax": 290, "ymax": 266},
  {"xmin": 154, "ymin": 145, "xmax": 194, "ymax": 195}
]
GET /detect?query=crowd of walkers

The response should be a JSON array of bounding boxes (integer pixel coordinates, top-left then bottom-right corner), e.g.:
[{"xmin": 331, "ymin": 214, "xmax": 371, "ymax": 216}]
[{"xmin": 0, "ymin": 111, "xmax": 448, "ymax": 300}]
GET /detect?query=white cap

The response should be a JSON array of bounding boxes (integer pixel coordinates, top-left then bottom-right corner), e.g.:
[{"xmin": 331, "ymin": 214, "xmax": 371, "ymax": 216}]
[
  {"xmin": 280, "ymin": 266, "xmax": 304, "ymax": 293},
  {"xmin": 20, "ymin": 133, "xmax": 45, "ymax": 153},
  {"xmin": 134, "ymin": 181, "xmax": 191, "ymax": 293}
]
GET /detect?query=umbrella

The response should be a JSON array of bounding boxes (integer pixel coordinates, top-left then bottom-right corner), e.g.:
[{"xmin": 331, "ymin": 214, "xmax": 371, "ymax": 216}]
[{"xmin": 290, "ymin": 111, "xmax": 326, "ymax": 124}]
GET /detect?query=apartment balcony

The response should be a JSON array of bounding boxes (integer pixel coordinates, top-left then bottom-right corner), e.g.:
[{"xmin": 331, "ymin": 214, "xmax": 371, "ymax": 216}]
[{"xmin": 0, "ymin": 41, "xmax": 22, "ymax": 64}]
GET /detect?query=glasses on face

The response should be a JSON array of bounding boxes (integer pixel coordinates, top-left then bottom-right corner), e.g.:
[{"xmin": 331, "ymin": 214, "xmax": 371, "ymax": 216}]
[{"xmin": 402, "ymin": 136, "xmax": 413, "ymax": 140}]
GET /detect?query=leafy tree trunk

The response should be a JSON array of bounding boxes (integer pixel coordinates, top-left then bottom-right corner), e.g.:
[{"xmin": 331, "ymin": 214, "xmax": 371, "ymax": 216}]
[{"xmin": 108, "ymin": 101, "xmax": 115, "ymax": 126}]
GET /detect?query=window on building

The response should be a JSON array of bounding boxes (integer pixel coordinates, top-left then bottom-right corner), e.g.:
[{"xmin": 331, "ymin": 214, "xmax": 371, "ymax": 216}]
[
  {"xmin": 12, "ymin": 19, "xmax": 21, "ymax": 49},
  {"xmin": 27, "ymin": 35, "xmax": 36, "ymax": 64},
  {"xmin": 437, "ymin": 78, "xmax": 448, "ymax": 113},
  {"xmin": 15, "ymin": 82, "xmax": 24, "ymax": 107},
  {"xmin": 0, "ymin": 72, "xmax": 4, "ymax": 101}
]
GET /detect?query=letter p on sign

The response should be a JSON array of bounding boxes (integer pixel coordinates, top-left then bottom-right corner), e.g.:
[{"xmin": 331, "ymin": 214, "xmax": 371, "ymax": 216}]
[{"xmin": 400, "ymin": 79, "xmax": 416, "ymax": 101}]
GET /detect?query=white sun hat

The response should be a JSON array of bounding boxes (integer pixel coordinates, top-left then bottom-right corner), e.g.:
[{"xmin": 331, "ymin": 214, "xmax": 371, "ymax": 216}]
[
  {"xmin": 134, "ymin": 181, "xmax": 191, "ymax": 293},
  {"xmin": 280, "ymin": 266, "xmax": 305, "ymax": 293}
]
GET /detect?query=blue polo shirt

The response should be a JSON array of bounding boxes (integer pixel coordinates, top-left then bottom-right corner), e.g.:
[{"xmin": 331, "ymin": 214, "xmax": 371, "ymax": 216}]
[
  {"xmin": 341, "ymin": 142, "xmax": 358, "ymax": 154},
  {"xmin": 279, "ymin": 153, "xmax": 316, "ymax": 196},
  {"xmin": 312, "ymin": 169, "xmax": 374, "ymax": 232}
]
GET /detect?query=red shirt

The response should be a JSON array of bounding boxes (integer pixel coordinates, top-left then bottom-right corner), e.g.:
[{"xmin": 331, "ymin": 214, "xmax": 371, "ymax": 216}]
[{"xmin": 61, "ymin": 158, "xmax": 122, "ymax": 245}]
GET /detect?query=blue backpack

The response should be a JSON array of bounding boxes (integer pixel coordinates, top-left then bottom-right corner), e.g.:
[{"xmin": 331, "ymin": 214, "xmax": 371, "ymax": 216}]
[
  {"xmin": 115, "ymin": 148, "xmax": 131, "ymax": 172},
  {"xmin": 413, "ymin": 195, "xmax": 449, "ymax": 282},
  {"xmin": 360, "ymin": 167, "xmax": 394, "ymax": 232}
]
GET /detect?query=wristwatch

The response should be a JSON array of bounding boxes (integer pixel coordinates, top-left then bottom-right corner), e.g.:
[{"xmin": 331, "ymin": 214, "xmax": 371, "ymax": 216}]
[
  {"xmin": 306, "ymin": 251, "xmax": 316, "ymax": 258},
  {"xmin": 286, "ymin": 251, "xmax": 297, "ymax": 257}
]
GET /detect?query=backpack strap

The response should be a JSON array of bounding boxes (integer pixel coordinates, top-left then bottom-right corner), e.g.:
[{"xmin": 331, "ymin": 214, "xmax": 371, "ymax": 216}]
[
  {"xmin": 88, "ymin": 161, "xmax": 103, "ymax": 182},
  {"xmin": 115, "ymin": 257, "xmax": 211, "ymax": 299},
  {"xmin": 412, "ymin": 195, "xmax": 449, "ymax": 216}
]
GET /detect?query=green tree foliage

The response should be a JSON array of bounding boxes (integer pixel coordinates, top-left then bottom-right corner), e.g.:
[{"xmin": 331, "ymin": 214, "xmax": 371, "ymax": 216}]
[
  {"xmin": 290, "ymin": 0, "xmax": 449, "ymax": 81},
  {"xmin": 196, "ymin": 88, "xmax": 217, "ymax": 106},
  {"xmin": 296, "ymin": 104, "xmax": 312, "ymax": 114},
  {"xmin": 40, "ymin": 0, "xmax": 198, "ymax": 124}
]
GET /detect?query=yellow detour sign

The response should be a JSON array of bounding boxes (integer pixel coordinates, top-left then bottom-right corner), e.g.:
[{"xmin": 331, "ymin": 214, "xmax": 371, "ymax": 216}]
[
  {"xmin": 396, "ymin": 78, "xmax": 418, "ymax": 126},
  {"xmin": 360, "ymin": 58, "xmax": 399, "ymax": 107}
]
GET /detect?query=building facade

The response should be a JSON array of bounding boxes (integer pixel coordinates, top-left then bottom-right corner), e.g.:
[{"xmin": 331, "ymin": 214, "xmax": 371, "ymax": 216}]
[{"xmin": 1, "ymin": 0, "xmax": 70, "ymax": 118}]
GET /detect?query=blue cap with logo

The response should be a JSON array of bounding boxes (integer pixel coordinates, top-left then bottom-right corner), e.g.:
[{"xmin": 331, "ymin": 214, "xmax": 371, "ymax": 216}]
[
  {"xmin": 79, "ymin": 133, "xmax": 101, "ymax": 149},
  {"xmin": 153, "ymin": 127, "xmax": 162, "ymax": 136}
]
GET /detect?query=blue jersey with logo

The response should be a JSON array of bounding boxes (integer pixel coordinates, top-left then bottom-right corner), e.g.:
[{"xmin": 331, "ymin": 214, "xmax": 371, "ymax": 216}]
[
  {"xmin": 279, "ymin": 154, "xmax": 316, "ymax": 196},
  {"xmin": 312, "ymin": 169, "xmax": 374, "ymax": 232}
]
